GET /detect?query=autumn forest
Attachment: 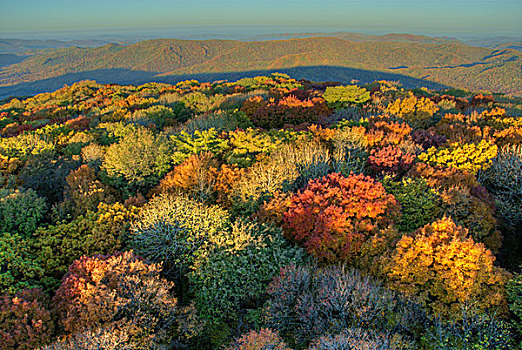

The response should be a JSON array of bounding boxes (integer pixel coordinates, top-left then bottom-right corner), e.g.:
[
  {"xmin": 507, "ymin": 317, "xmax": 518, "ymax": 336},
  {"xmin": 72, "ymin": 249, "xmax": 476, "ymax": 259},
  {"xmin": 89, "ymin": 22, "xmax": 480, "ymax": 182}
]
[{"xmin": 0, "ymin": 72, "xmax": 520, "ymax": 349}]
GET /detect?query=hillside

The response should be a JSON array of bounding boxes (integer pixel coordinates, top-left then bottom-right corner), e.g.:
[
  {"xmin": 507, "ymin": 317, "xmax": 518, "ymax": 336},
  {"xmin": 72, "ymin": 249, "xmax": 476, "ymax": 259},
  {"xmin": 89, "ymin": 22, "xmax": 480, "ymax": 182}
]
[{"xmin": 1, "ymin": 36, "xmax": 521, "ymax": 98}]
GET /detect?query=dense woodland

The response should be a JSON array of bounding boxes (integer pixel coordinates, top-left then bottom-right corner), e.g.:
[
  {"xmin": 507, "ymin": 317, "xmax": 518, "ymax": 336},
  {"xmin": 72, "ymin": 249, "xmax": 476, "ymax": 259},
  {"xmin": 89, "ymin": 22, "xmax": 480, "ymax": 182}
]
[{"xmin": 0, "ymin": 73, "xmax": 521, "ymax": 349}]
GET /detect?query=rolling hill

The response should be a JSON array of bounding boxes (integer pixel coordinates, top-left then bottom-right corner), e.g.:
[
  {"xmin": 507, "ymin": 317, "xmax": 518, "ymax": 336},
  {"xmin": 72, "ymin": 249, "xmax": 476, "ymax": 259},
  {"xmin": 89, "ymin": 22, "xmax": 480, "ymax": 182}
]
[{"xmin": 1, "ymin": 36, "xmax": 521, "ymax": 98}]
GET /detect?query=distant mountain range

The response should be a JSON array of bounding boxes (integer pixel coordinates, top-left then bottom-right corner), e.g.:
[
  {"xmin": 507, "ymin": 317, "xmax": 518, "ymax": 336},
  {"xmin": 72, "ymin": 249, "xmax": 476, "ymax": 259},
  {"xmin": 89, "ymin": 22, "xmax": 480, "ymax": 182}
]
[{"xmin": 0, "ymin": 34, "xmax": 521, "ymax": 98}]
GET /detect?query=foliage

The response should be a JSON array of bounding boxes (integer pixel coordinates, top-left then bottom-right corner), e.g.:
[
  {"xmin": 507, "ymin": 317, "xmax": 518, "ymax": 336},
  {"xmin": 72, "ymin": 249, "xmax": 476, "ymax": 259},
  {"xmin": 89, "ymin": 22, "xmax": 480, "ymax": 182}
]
[
  {"xmin": 0, "ymin": 288, "xmax": 54, "ymax": 350},
  {"xmin": 19, "ymin": 154, "xmax": 80, "ymax": 205},
  {"xmin": 228, "ymin": 329, "xmax": 291, "ymax": 350},
  {"xmin": 61, "ymin": 164, "xmax": 115, "ymax": 217},
  {"xmin": 0, "ymin": 132, "xmax": 55, "ymax": 160},
  {"xmin": 190, "ymin": 221, "xmax": 308, "ymax": 346},
  {"xmin": 242, "ymin": 95, "xmax": 331, "ymax": 129},
  {"xmin": 283, "ymin": 173, "xmax": 399, "ymax": 262},
  {"xmin": 506, "ymin": 272, "xmax": 522, "ymax": 336},
  {"xmin": 368, "ymin": 146, "xmax": 415, "ymax": 176},
  {"xmin": 32, "ymin": 203, "xmax": 138, "ymax": 291},
  {"xmin": 231, "ymin": 153, "xmax": 299, "ymax": 216},
  {"xmin": 183, "ymin": 110, "xmax": 245, "ymax": 134},
  {"xmin": 103, "ymin": 127, "xmax": 171, "ymax": 193},
  {"xmin": 383, "ymin": 176, "xmax": 442, "ymax": 232},
  {"xmin": 365, "ymin": 119, "xmax": 412, "ymax": 148},
  {"xmin": 425, "ymin": 308, "xmax": 514, "ymax": 350},
  {"xmin": 52, "ymin": 251, "xmax": 178, "ymax": 345},
  {"xmin": 225, "ymin": 128, "xmax": 281, "ymax": 168},
  {"xmin": 412, "ymin": 129, "xmax": 447, "ymax": 150},
  {"xmin": 131, "ymin": 194, "xmax": 231, "ymax": 279},
  {"xmin": 408, "ymin": 162, "xmax": 480, "ymax": 191},
  {"xmin": 266, "ymin": 265, "xmax": 427, "ymax": 349},
  {"xmin": 254, "ymin": 191, "xmax": 293, "ymax": 227},
  {"xmin": 438, "ymin": 186, "xmax": 502, "ymax": 252},
  {"xmin": 212, "ymin": 163, "xmax": 246, "ymax": 206},
  {"xmin": 170, "ymin": 128, "xmax": 228, "ymax": 165},
  {"xmin": 418, "ymin": 140, "xmax": 498, "ymax": 174},
  {"xmin": 39, "ymin": 322, "xmax": 143, "ymax": 350},
  {"xmin": 0, "ymin": 188, "xmax": 47, "ymax": 236},
  {"xmin": 0, "ymin": 76, "xmax": 520, "ymax": 350},
  {"xmin": 322, "ymin": 85, "xmax": 371, "ymax": 109},
  {"xmin": 270, "ymin": 141, "xmax": 332, "ymax": 190},
  {"xmin": 386, "ymin": 94, "xmax": 439, "ymax": 128},
  {"xmin": 127, "ymin": 104, "xmax": 176, "ymax": 129},
  {"xmin": 385, "ymin": 217, "xmax": 509, "ymax": 318},
  {"xmin": 0, "ymin": 233, "xmax": 44, "ymax": 295},
  {"xmin": 153, "ymin": 151, "xmax": 219, "ymax": 202},
  {"xmin": 308, "ymin": 328, "xmax": 399, "ymax": 350},
  {"xmin": 481, "ymin": 144, "xmax": 522, "ymax": 233}
]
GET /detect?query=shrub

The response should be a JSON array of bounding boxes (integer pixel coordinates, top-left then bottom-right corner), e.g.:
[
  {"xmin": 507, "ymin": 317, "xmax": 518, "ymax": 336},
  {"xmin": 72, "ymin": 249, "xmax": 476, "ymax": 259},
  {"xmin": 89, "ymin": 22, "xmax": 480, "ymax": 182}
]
[
  {"xmin": 365, "ymin": 120, "xmax": 412, "ymax": 148},
  {"xmin": 385, "ymin": 217, "xmax": 509, "ymax": 319},
  {"xmin": 228, "ymin": 329, "xmax": 291, "ymax": 350},
  {"xmin": 128, "ymin": 105, "xmax": 176, "ymax": 129},
  {"xmin": 439, "ymin": 186, "xmax": 502, "ymax": 252},
  {"xmin": 62, "ymin": 164, "xmax": 115, "ymax": 216},
  {"xmin": 243, "ymin": 95, "xmax": 331, "ymax": 129},
  {"xmin": 231, "ymin": 154, "xmax": 299, "ymax": 216},
  {"xmin": 0, "ymin": 289, "xmax": 54, "ymax": 350},
  {"xmin": 183, "ymin": 111, "xmax": 244, "ymax": 134},
  {"xmin": 225, "ymin": 128, "xmax": 281, "ymax": 168},
  {"xmin": 80, "ymin": 143, "xmax": 105, "ymax": 167},
  {"xmin": 254, "ymin": 191, "xmax": 293, "ymax": 227},
  {"xmin": 434, "ymin": 122, "xmax": 491, "ymax": 144},
  {"xmin": 412, "ymin": 129, "xmax": 447, "ymax": 150},
  {"xmin": 506, "ymin": 272, "xmax": 522, "ymax": 336},
  {"xmin": 308, "ymin": 328, "xmax": 397, "ymax": 350},
  {"xmin": 153, "ymin": 151, "xmax": 219, "ymax": 202},
  {"xmin": 424, "ymin": 308, "xmax": 514, "ymax": 350},
  {"xmin": 0, "ymin": 233, "xmax": 44, "ymax": 295},
  {"xmin": 212, "ymin": 164, "xmax": 246, "ymax": 206},
  {"xmin": 53, "ymin": 251, "xmax": 178, "ymax": 345},
  {"xmin": 181, "ymin": 91, "xmax": 225, "ymax": 114},
  {"xmin": 408, "ymin": 162, "xmax": 479, "ymax": 191},
  {"xmin": 0, "ymin": 132, "xmax": 55, "ymax": 161},
  {"xmin": 0, "ymin": 188, "xmax": 46, "ymax": 236},
  {"xmin": 269, "ymin": 141, "xmax": 331, "ymax": 190},
  {"xmin": 368, "ymin": 146, "xmax": 415, "ymax": 176},
  {"xmin": 131, "ymin": 194, "xmax": 231, "ymax": 280},
  {"xmin": 32, "ymin": 203, "xmax": 138, "ymax": 291},
  {"xmin": 283, "ymin": 173, "xmax": 400, "ymax": 262},
  {"xmin": 266, "ymin": 265, "xmax": 427, "ymax": 348},
  {"xmin": 386, "ymin": 94, "xmax": 439, "ymax": 128},
  {"xmin": 331, "ymin": 145, "xmax": 367, "ymax": 177},
  {"xmin": 189, "ymin": 221, "xmax": 308, "ymax": 333},
  {"xmin": 19, "ymin": 154, "xmax": 80, "ymax": 205},
  {"xmin": 170, "ymin": 129, "xmax": 228, "ymax": 165},
  {"xmin": 331, "ymin": 126, "xmax": 368, "ymax": 175},
  {"xmin": 417, "ymin": 140, "xmax": 498, "ymax": 174},
  {"xmin": 39, "ymin": 322, "xmax": 142, "ymax": 350},
  {"xmin": 481, "ymin": 144, "xmax": 522, "ymax": 233},
  {"xmin": 383, "ymin": 177, "xmax": 442, "ymax": 232},
  {"xmin": 102, "ymin": 127, "xmax": 171, "ymax": 194},
  {"xmin": 322, "ymin": 85, "xmax": 371, "ymax": 109}
]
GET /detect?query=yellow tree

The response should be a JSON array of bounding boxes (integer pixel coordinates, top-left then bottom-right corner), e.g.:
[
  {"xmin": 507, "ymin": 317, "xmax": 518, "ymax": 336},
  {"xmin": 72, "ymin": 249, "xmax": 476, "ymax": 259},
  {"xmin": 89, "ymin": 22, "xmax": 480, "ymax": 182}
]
[{"xmin": 385, "ymin": 217, "xmax": 509, "ymax": 318}]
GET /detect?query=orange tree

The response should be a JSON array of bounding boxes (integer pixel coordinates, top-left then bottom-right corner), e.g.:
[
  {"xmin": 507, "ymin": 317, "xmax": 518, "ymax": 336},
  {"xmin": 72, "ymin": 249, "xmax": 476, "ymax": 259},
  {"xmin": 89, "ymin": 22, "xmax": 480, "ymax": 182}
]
[{"xmin": 282, "ymin": 173, "xmax": 399, "ymax": 263}]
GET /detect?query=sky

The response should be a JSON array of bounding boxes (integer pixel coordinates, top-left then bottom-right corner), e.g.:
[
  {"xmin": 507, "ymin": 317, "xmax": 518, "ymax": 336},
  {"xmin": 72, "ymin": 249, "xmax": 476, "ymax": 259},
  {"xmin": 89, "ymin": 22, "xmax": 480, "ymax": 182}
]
[{"xmin": 1, "ymin": 0, "xmax": 521, "ymax": 39}]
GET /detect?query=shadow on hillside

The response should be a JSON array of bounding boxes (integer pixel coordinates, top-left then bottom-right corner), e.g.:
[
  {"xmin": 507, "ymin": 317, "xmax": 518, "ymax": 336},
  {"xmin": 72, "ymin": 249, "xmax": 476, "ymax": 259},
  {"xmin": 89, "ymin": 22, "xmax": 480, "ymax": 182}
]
[
  {"xmin": 0, "ymin": 54, "xmax": 29, "ymax": 68},
  {"xmin": 0, "ymin": 66, "xmax": 448, "ymax": 99}
]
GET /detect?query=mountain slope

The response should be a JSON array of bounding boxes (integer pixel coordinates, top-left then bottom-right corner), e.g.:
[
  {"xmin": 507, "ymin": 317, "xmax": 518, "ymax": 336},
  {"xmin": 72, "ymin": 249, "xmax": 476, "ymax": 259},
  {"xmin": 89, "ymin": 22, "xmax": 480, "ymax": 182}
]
[{"xmin": 1, "ymin": 37, "xmax": 520, "ymax": 96}]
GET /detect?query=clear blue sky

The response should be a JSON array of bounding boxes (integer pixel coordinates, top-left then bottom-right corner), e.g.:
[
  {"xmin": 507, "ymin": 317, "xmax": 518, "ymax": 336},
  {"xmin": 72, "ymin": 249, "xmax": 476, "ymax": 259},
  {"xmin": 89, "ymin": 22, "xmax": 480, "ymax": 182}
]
[{"xmin": 1, "ymin": 0, "xmax": 521, "ymax": 37}]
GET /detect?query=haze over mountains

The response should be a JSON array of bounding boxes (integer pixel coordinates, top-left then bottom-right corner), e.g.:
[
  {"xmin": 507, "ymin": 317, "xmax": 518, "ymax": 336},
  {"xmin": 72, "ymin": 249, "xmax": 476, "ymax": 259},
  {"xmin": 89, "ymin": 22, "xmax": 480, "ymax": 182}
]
[{"xmin": 1, "ymin": 33, "xmax": 521, "ymax": 99}]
